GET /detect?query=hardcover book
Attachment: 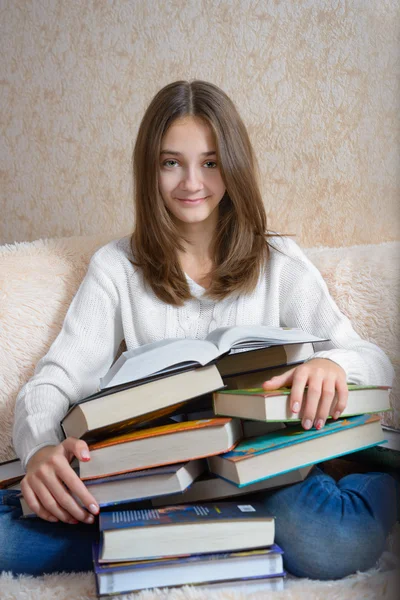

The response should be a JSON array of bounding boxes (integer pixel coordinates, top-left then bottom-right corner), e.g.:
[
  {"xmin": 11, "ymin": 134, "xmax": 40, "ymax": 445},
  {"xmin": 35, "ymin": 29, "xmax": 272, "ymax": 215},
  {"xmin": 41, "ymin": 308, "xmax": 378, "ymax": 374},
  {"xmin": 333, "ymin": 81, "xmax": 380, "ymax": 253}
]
[
  {"xmin": 80, "ymin": 418, "xmax": 242, "ymax": 480},
  {"xmin": 61, "ymin": 364, "xmax": 223, "ymax": 441},
  {"xmin": 213, "ymin": 385, "xmax": 391, "ymax": 422},
  {"xmin": 152, "ymin": 466, "xmax": 312, "ymax": 506},
  {"xmin": 98, "ymin": 501, "xmax": 275, "ymax": 562},
  {"xmin": 208, "ymin": 414, "xmax": 386, "ymax": 486},
  {"xmin": 217, "ymin": 342, "xmax": 314, "ymax": 377},
  {"xmin": 93, "ymin": 542, "xmax": 284, "ymax": 595},
  {"xmin": 100, "ymin": 325, "xmax": 326, "ymax": 389},
  {"xmin": 19, "ymin": 460, "xmax": 207, "ymax": 515}
]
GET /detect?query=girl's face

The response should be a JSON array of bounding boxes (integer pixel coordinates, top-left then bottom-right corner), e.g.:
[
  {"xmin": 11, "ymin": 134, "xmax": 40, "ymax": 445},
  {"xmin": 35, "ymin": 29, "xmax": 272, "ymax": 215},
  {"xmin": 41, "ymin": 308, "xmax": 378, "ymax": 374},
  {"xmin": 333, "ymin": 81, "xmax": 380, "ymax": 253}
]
[{"xmin": 158, "ymin": 117, "xmax": 226, "ymax": 231}]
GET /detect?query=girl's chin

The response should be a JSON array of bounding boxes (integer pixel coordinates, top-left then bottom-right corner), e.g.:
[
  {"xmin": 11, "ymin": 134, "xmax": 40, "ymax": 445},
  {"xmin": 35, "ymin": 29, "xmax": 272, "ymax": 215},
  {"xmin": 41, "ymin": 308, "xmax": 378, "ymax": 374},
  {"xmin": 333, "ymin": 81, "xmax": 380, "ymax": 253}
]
[{"xmin": 172, "ymin": 210, "xmax": 216, "ymax": 227}]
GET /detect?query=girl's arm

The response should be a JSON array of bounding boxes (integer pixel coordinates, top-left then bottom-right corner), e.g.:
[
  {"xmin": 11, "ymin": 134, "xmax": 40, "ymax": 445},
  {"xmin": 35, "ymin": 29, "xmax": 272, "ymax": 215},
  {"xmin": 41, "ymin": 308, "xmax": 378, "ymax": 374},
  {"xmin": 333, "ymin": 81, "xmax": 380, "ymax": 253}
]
[
  {"xmin": 13, "ymin": 246, "xmax": 124, "ymax": 522},
  {"xmin": 263, "ymin": 238, "xmax": 394, "ymax": 429}
]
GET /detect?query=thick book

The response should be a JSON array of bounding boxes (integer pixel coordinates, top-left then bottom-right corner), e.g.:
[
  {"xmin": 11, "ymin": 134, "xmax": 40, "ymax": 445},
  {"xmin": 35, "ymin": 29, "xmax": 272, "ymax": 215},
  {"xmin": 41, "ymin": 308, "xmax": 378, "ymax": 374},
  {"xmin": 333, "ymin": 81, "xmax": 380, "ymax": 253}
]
[
  {"xmin": 61, "ymin": 364, "xmax": 223, "ymax": 441},
  {"xmin": 0, "ymin": 458, "xmax": 24, "ymax": 489},
  {"xmin": 79, "ymin": 418, "xmax": 242, "ymax": 480},
  {"xmin": 218, "ymin": 342, "xmax": 314, "ymax": 377},
  {"xmin": 98, "ymin": 501, "xmax": 275, "ymax": 562},
  {"xmin": 100, "ymin": 325, "xmax": 326, "ymax": 389},
  {"xmin": 208, "ymin": 414, "xmax": 386, "ymax": 486},
  {"xmin": 19, "ymin": 461, "xmax": 207, "ymax": 516},
  {"xmin": 242, "ymin": 420, "xmax": 286, "ymax": 438},
  {"xmin": 222, "ymin": 364, "xmax": 298, "ymax": 389},
  {"xmin": 213, "ymin": 385, "xmax": 391, "ymax": 422},
  {"xmin": 152, "ymin": 466, "xmax": 312, "ymax": 506},
  {"xmin": 93, "ymin": 542, "xmax": 283, "ymax": 595}
]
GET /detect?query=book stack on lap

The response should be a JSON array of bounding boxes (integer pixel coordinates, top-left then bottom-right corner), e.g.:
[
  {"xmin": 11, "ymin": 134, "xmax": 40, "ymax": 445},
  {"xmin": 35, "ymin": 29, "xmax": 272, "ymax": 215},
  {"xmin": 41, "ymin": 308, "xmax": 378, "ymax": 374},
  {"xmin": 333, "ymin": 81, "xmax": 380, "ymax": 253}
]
[
  {"xmin": 94, "ymin": 501, "xmax": 283, "ymax": 596},
  {"xmin": 14, "ymin": 325, "xmax": 390, "ymax": 595}
]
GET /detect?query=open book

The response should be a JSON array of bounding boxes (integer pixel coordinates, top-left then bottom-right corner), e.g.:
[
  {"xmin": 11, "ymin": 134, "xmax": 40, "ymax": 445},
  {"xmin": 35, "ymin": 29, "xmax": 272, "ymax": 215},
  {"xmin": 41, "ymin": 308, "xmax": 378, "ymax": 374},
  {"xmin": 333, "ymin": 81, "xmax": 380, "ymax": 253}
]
[{"xmin": 100, "ymin": 325, "xmax": 327, "ymax": 389}]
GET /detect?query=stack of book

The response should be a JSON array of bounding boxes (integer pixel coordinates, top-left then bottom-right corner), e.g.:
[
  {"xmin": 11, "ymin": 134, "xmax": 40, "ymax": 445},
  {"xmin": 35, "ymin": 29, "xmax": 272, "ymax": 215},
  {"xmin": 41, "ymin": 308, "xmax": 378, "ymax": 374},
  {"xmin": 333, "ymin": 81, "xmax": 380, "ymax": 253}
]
[
  {"xmin": 6, "ymin": 325, "xmax": 391, "ymax": 595},
  {"xmin": 93, "ymin": 502, "xmax": 283, "ymax": 595}
]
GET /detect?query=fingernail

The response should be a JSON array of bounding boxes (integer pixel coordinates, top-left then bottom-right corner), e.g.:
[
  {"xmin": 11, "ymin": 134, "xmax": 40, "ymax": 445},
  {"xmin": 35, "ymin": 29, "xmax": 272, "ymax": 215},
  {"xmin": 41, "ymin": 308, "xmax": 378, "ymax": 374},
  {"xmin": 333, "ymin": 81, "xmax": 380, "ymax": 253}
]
[
  {"xmin": 316, "ymin": 419, "xmax": 324, "ymax": 430},
  {"xmin": 303, "ymin": 419, "xmax": 313, "ymax": 430},
  {"xmin": 86, "ymin": 514, "xmax": 95, "ymax": 524},
  {"xmin": 89, "ymin": 503, "xmax": 99, "ymax": 515},
  {"xmin": 333, "ymin": 411, "xmax": 341, "ymax": 420},
  {"xmin": 292, "ymin": 402, "xmax": 300, "ymax": 413},
  {"xmin": 81, "ymin": 450, "xmax": 90, "ymax": 460}
]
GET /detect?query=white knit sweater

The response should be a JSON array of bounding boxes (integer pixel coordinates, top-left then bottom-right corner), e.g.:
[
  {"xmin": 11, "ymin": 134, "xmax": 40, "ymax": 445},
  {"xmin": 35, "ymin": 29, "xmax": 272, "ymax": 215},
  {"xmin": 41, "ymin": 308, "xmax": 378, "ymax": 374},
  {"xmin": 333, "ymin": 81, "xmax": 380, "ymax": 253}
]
[{"xmin": 13, "ymin": 235, "xmax": 394, "ymax": 469}]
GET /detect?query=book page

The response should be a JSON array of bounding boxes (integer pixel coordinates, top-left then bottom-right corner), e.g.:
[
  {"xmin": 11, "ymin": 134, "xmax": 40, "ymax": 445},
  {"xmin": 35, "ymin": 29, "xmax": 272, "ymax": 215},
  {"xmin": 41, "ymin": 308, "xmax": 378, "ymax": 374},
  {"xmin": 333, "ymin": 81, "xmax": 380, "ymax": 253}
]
[
  {"xmin": 205, "ymin": 326, "xmax": 327, "ymax": 355},
  {"xmin": 100, "ymin": 338, "xmax": 218, "ymax": 389}
]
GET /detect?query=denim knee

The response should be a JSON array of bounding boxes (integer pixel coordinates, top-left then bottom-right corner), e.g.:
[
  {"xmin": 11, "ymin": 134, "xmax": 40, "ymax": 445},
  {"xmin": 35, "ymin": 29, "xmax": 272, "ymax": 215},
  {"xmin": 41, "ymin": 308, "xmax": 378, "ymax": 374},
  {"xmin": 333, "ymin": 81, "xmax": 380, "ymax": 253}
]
[
  {"xmin": 258, "ymin": 469, "xmax": 395, "ymax": 580},
  {"xmin": 278, "ymin": 510, "xmax": 386, "ymax": 580}
]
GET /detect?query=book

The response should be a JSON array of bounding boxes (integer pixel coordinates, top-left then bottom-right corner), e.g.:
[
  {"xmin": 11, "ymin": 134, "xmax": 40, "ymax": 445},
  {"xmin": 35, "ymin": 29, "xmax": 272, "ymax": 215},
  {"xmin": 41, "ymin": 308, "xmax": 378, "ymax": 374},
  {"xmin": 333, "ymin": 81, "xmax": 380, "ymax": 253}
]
[
  {"xmin": 98, "ymin": 501, "xmax": 275, "ymax": 562},
  {"xmin": 190, "ymin": 575, "xmax": 284, "ymax": 593},
  {"xmin": 380, "ymin": 426, "xmax": 400, "ymax": 451},
  {"xmin": 218, "ymin": 342, "xmax": 314, "ymax": 377},
  {"xmin": 151, "ymin": 466, "xmax": 312, "ymax": 506},
  {"xmin": 0, "ymin": 458, "xmax": 24, "ymax": 489},
  {"xmin": 213, "ymin": 385, "xmax": 391, "ymax": 422},
  {"xmin": 80, "ymin": 418, "xmax": 242, "ymax": 480},
  {"xmin": 61, "ymin": 364, "xmax": 223, "ymax": 440},
  {"xmin": 100, "ymin": 325, "xmax": 326, "ymax": 389},
  {"xmin": 242, "ymin": 420, "xmax": 286, "ymax": 438},
  {"xmin": 97, "ymin": 576, "xmax": 284, "ymax": 597},
  {"xmin": 93, "ymin": 542, "xmax": 284, "ymax": 595},
  {"xmin": 208, "ymin": 414, "xmax": 386, "ymax": 486},
  {"xmin": 222, "ymin": 364, "xmax": 297, "ymax": 389},
  {"xmin": 19, "ymin": 461, "xmax": 207, "ymax": 516}
]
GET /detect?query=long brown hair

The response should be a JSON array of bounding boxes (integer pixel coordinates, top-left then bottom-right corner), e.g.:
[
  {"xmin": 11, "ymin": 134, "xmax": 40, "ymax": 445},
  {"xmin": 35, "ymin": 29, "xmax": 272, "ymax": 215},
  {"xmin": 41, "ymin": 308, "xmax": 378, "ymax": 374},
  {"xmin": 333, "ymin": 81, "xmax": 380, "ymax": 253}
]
[{"xmin": 132, "ymin": 80, "xmax": 271, "ymax": 306}]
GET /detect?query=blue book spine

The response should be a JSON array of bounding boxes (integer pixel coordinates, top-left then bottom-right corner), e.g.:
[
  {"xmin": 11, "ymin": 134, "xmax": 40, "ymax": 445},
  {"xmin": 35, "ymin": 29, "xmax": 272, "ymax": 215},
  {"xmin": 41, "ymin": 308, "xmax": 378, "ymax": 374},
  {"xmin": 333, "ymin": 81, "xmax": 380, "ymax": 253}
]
[
  {"xmin": 99, "ymin": 501, "xmax": 271, "ymax": 531},
  {"xmin": 92, "ymin": 542, "xmax": 284, "ymax": 574},
  {"xmin": 221, "ymin": 414, "xmax": 381, "ymax": 460}
]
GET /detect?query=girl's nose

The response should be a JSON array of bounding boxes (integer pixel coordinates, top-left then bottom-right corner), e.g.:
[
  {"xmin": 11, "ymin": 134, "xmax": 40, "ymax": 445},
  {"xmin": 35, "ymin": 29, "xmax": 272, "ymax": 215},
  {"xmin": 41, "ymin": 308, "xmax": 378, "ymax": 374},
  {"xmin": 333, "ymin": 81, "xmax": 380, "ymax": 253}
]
[{"xmin": 180, "ymin": 166, "xmax": 203, "ymax": 192}]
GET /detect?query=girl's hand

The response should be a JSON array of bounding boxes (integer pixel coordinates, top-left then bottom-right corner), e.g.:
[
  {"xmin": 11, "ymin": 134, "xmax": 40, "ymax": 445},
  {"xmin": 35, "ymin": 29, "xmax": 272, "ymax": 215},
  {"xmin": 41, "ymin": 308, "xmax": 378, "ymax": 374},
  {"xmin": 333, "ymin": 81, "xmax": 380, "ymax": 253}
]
[
  {"xmin": 21, "ymin": 438, "xmax": 100, "ymax": 524},
  {"xmin": 262, "ymin": 358, "xmax": 348, "ymax": 430}
]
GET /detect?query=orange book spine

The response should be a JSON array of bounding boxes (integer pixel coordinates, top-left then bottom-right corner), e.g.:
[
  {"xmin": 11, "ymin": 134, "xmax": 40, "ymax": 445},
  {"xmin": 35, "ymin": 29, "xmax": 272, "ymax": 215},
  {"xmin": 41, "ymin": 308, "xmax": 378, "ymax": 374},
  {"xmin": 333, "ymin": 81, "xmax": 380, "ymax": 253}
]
[{"xmin": 89, "ymin": 418, "xmax": 233, "ymax": 451}]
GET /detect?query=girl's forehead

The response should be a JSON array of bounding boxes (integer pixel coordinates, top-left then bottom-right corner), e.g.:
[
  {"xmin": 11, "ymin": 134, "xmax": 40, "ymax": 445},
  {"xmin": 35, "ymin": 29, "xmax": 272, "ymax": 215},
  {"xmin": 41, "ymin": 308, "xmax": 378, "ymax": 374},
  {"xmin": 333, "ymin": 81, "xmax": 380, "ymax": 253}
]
[{"xmin": 162, "ymin": 116, "xmax": 214, "ymax": 144}]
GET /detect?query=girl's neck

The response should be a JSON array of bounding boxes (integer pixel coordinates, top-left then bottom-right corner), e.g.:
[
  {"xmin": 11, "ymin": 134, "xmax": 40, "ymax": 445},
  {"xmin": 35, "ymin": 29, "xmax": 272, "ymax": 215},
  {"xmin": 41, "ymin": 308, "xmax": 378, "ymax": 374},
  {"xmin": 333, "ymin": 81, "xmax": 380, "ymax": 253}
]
[{"xmin": 176, "ymin": 222, "xmax": 216, "ymax": 289}]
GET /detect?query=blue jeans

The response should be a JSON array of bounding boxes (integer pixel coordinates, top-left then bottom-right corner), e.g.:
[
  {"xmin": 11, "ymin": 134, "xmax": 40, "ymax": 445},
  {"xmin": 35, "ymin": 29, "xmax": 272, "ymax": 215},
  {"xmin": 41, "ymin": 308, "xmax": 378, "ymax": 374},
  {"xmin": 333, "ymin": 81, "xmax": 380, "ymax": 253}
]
[{"xmin": 0, "ymin": 467, "xmax": 398, "ymax": 579}]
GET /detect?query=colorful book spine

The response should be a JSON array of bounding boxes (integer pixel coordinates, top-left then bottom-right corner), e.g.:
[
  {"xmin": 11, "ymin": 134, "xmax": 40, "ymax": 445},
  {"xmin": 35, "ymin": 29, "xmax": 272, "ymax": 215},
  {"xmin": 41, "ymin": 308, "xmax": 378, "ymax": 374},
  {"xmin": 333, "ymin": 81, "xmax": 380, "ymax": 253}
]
[
  {"xmin": 99, "ymin": 501, "xmax": 272, "ymax": 532},
  {"xmin": 219, "ymin": 414, "xmax": 383, "ymax": 462}
]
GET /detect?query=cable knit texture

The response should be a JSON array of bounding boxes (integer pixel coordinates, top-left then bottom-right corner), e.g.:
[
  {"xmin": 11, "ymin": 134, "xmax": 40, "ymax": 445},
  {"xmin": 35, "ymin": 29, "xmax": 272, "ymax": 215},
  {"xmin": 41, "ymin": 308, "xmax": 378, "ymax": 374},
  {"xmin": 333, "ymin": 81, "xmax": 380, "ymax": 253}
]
[{"xmin": 11, "ymin": 235, "xmax": 394, "ymax": 470}]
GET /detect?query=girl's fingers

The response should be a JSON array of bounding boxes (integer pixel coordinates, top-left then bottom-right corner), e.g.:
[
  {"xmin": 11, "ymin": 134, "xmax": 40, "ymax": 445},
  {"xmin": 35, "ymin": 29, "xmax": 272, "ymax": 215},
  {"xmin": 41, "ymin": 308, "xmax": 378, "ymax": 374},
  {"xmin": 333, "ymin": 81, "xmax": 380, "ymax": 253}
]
[
  {"xmin": 31, "ymin": 478, "xmax": 78, "ymax": 524},
  {"xmin": 287, "ymin": 368, "xmax": 308, "ymax": 415},
  {"xmin": 62, "ymin": 437, "xmax": 91, "ymax": 463},
  {"xmin": 262, "ymin": 368, "xmax": 295, "ymax": 391},
  {"xmin": 330, "ymin": 377, "xmax": 349, "ymax": 419},
  {"xmin": 300, "ymin": 370, "xmax": 323, "ymax": 429},
  {"xmin": 314, "ymin": 377, "xmax": 336, "ymax": 429},
  {"xmin": 60, "ymin": 437, "xmax": 99, "ymax": 517},
  {"xmin": 20, "ymin": 479, "xmax": 59, "ymax": 523},
  {"xmin": 41, "ymin": 474, "xmax": 95, "ymax": 524},
  {"xmin": 59, "ymin": 465, "xmax": 99, "ymax": 518}
]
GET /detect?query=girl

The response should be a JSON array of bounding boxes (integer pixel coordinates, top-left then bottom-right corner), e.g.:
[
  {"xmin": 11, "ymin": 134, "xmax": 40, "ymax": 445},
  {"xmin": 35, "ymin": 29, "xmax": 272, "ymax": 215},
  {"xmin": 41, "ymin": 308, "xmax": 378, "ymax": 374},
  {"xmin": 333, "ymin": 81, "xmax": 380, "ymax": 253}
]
[{"xmin": 2, "ymin": 81, "xmax": 398, "ymax": 579}]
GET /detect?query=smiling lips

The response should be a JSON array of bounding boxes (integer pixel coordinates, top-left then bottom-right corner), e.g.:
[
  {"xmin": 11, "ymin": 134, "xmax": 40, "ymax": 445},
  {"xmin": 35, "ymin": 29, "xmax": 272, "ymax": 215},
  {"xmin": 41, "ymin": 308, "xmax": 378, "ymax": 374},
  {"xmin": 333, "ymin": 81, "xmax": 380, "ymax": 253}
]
[{"xmin": 175, "ymin": 197, "xmax": 208, "ymax": 205}]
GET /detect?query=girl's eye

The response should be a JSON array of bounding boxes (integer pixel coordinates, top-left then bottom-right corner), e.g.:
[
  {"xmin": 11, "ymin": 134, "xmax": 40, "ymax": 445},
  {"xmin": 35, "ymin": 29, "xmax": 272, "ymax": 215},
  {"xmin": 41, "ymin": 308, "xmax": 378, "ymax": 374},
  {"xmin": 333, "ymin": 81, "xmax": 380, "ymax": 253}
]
[
  {"xmin": 204, "ymin": 161, "xmax": 217, "ymax": 169},
  {"xmin": 163, "ymin": 159, "xmax": 179, "ymax": 168}
]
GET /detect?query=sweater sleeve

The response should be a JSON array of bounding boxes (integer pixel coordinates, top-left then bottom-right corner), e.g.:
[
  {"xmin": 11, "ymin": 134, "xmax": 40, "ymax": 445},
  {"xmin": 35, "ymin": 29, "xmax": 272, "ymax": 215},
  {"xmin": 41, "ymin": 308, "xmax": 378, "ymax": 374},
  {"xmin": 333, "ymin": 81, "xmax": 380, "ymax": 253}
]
[
  {"xmin": 276, "ymin": 239, "xmax": 394, "ymax": 386},
  {"xmin": 13, "ymin": 248, "xmax": 124, "ymax": 470}
]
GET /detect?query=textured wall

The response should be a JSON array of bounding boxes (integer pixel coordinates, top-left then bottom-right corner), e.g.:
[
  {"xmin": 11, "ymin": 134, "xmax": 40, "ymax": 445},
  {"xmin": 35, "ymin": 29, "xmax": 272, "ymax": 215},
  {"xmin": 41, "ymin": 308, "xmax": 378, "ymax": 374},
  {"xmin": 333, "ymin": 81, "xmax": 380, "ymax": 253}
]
[{"xmin": 1, "ymin": 0, "xmax": 399, "ymax": 246}]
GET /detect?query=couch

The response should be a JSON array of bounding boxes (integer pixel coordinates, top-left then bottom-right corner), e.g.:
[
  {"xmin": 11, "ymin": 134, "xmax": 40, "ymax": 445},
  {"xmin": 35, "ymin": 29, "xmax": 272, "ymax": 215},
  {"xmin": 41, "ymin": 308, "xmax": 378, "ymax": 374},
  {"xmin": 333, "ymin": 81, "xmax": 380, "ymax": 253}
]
[{"xmin": 0, "ymin": 235, "xmax": 399, "ymax": 600}]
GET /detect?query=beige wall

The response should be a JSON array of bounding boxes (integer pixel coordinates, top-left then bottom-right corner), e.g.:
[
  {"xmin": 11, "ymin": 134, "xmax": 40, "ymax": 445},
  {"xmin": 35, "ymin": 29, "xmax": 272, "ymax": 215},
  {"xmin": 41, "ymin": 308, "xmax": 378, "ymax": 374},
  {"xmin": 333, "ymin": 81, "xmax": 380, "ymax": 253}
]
[{"xmin": 1, "ymin": 0, "xmax": 399, "ymax": 247}]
